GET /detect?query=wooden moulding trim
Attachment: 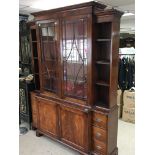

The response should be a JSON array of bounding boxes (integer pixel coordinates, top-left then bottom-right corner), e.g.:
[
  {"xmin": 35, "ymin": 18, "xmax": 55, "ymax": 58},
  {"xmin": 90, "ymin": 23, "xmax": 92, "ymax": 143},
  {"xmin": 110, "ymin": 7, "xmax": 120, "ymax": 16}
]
[
  {"xmin": 35, "ymin": 92, "xmax": 91, "ymax": 111},
  {"xmin": 31, "ymin": 1, "xmax": 106, "ymax": 17},
  {"xmin": 95, "ymin": 8, "xmax": 124, "ymax": 17},
  {"xmin": 36, "ymin": 129, "xmax": 89, "ymax": 155},
  {"xmin": 92, "ymin": 104, "xmax": 118, "ymax": 114}
]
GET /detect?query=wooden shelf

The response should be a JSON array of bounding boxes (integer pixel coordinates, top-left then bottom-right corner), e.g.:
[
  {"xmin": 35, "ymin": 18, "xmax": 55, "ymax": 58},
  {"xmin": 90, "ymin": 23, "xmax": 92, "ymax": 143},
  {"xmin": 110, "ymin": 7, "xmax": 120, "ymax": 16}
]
[
  {"xmin": 96, "ymin": 39, "xmax": 111, "ymax": 42},
  {"xmin": 96, "ymin": 60, "xmax": 110, "ymax": 64},
  {"xmin": 95, "ymin": 101, "xmax": 108, "ymax": 108},
  {"xmin": 32, "ymin": 41, "xmax": 37, "ymax": 43},
  {"xmin": 44, "ymin": 58, "xmax": 57, "ymax": 61},
  {"xmin": 96, "ymin": 81, "xmax": 109, "ymax": 87}
]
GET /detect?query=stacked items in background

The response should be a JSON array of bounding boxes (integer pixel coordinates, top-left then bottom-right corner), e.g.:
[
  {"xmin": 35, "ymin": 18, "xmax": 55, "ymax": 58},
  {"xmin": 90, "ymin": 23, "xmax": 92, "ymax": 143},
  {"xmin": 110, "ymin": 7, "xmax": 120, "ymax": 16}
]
[
  {"xmin": 122, "ymin": 90, "xmax": 135, "ymax": 123},
  {"xmin": 117, "ymin": 90, "xmax": 123, "ymax": 118}
]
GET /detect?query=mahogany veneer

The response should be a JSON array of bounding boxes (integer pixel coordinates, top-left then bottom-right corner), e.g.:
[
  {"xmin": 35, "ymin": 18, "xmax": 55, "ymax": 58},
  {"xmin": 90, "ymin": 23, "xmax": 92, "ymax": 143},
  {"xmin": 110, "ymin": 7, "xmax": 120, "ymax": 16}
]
[{"xmin": 29, "ymin": 1, "xmax": 122, "ymax": 155}]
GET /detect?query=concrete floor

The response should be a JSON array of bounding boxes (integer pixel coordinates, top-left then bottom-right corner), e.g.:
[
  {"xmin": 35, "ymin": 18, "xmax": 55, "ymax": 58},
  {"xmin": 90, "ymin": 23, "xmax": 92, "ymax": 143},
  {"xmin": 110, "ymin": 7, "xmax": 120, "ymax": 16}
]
[{"xmin": 19, "ymin": 119, "xmax": 135, "ymax": 155}]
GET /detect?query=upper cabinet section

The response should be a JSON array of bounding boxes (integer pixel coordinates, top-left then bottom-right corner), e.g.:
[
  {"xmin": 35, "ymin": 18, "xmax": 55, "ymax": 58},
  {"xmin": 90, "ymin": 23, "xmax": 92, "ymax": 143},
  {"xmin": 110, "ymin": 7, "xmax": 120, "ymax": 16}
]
[
  {"xmin": 29, "ymin": 1, "xmax": 123, "ymax": 108},
  {"xmin": 31, "ymin": 2, "xmax": 106, "ymax": 21},
  {"xmin": 61, "ymin": 17, "xmax": 88, "ymax": 100}
]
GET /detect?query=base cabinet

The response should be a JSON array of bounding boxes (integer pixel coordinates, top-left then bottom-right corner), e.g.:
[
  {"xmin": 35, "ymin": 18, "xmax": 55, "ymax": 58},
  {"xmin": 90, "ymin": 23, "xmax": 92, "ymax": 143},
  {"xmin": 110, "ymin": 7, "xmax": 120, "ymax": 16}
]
[{"xmin": 31, "ymin": 93, "xmax": 118, "ymax": 155}]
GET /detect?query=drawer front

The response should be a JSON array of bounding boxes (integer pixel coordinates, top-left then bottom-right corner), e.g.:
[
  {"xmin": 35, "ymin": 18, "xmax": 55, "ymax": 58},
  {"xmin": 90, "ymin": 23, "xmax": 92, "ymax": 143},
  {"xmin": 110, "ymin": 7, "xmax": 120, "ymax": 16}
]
[
  {"xmin": 92, "ymin": 126, "xmax": 107, "ymax": 143},
  {"xmin": 93, "ymin": 139, "xmax": 107, "ymax": 155},
  {"xmin": 93, "ymin": 112, "xmax": 107, "ymax": 129}
]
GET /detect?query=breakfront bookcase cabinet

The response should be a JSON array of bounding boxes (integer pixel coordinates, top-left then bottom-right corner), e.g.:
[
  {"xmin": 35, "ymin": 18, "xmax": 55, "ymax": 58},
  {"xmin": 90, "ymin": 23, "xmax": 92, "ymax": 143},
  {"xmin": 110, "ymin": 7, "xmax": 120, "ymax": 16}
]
[{"xmin": 29, "ymin": 2, "xmax": 122, "ymax": 155}]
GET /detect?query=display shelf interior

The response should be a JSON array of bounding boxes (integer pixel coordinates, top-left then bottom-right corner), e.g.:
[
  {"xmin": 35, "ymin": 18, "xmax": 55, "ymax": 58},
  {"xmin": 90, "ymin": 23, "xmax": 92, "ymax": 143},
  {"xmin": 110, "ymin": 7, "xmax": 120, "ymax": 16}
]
[
  {"xmin": 96, "ymin": 41, "xmax": 111, "ymax": 61},
  {"xmin": 96, "ymin": 22, "xmax": 112, "ymax": 39},
  {"xmin": 32, "ymin": 42, "xmax": 38, "ymax": 57},
  {"xmin": 96, "ymin": 65, "xmax": 110, "ymax": 84},
  {"xmin": 31, "ymin": 41, "xmax": 38, "ymax": 43},
  {"xmin": 34, "ymin": 59, "xmax": 39, "ymax": 72},
  {"xmin": 96, "ymin": 60, "xmax": 110, "ymax": 64},
  {"xmin": 96, "ymin": 39, "xmax": 111, "ymax": 42},
  {"xmin": 31, "ymin": 29, "xmax": 37, "ymax": 41},
  {"xmin": 95, "ymin": 101, "xmax": 109, "ymax": 109},
  {"xmin": 95, "ymin": 85, "xmax": 109, "ymax": 108},
  {"xmin": 96, "ymin": 81, "xmax": 109, "ymax": 87}
]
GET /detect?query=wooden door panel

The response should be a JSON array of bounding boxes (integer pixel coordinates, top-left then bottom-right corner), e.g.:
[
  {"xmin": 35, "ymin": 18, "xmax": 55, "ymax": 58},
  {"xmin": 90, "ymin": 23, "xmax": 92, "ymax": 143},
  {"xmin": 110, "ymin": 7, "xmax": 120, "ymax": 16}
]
[
  {"xmin": 60, "ymin": 105, "xmax": 89, "ymax": 151},
  {"xmin": 37, "ymin": 97, "xmax": 58, "ymax": 137}
]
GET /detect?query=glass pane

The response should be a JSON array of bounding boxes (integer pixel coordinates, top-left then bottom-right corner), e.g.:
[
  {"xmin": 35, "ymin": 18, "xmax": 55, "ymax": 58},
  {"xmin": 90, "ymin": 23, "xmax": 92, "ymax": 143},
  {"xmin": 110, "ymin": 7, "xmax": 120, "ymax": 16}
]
[
  {"xmin": 41, "ymin": 27, "xmax": 48, "ymax": 41},
  {"xmin": 62, "ymin": 19, "xmax": 88, "ymax": 100},
  {"xmin": 48, "ymin": 27, "xmax": 55, "ymax": 41},
  {"xmin": 40, "ymin": 22, "xmax": 58, "ymax": 93}
]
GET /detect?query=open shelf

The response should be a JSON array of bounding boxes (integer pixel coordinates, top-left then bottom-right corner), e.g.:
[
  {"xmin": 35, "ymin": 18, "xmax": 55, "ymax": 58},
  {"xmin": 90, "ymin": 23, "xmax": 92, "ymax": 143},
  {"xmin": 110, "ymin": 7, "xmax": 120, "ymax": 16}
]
[
  {"xmin": 96, "ymin": 39, "xmax": 111, "ymax": 42},
  {"xmin": 96, "ymin": 22, "xmax": 112, "ymax": 39},
  {"xmin": 96, "ymin": 60, "xmax": 110, "ymax": 65},
  {"xmin": 95, "ymin": 101, "xmax": 109, "ymax": 109},
  {"xmin": 31, "ymin": 29, "xmax": 37, "ymax": 41},
  {"xmin": 95, "ymin": 64, "xmax": 110, "ymax": 84},
  {"xmin": 96, "ymin": 81, "xmax": 109, "ymax": 87},
  {"xmin": 32, "ymin": 42, "xmax": 38, "ymax": 57},
  {"xmin": 34, "ymin": 74, "xmax": 40, "ymax": 90},
  {"xmin": 95, "ymin": 85, "xmax": 109, "ymax": 108},
  {"xmin": 96, "ymin": 41, "xmax": 111, "ymax": 61},
  {"xmin": 34, "ymin": 59, "xmax": 39, "ymax": 73}
]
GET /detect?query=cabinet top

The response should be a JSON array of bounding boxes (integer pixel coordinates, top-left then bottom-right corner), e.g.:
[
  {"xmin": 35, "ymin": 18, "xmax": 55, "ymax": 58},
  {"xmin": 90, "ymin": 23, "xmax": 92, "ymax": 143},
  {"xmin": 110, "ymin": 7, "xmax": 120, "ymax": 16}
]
[{"xmin": 31, "ymin": 1, "xmax": 106, "ymax": 17}]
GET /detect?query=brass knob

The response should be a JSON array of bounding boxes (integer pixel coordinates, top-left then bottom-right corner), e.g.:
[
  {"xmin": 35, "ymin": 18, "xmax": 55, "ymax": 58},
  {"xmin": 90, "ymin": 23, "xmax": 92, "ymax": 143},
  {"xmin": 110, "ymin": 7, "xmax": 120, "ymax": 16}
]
[
  {"xmin": 96, "ymin": 145, "xmax": 101, "ymax": 150},
  {"xmin": 84, "ymin": 108, "xmax": 89, "ymax": 113},
  {"xmin": 96, "ymin": 132, "xmax": 101, "ymax": 138}
]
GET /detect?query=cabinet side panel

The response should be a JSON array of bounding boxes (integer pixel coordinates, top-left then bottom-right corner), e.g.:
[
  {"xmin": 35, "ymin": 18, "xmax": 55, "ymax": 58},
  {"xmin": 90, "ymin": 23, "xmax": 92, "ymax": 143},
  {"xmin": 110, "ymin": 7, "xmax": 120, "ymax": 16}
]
[
  {"xmin": 110, "ymin": 20, "xmax": 121, "ymax": 108},
  {"xmin": 107, "ymin": 108, "xmax": 118, "ymax": 154},
  {"xmin": 30, "ymin": 92, "xmax": 38, "ymax": 128}
]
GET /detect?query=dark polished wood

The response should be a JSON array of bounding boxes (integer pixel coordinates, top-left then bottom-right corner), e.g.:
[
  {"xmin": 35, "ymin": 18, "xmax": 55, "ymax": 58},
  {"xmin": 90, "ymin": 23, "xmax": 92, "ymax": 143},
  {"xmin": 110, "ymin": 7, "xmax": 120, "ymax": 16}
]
[{"xmin": 29, "ymin": 1, "xmax": 122, "ymax": 155}]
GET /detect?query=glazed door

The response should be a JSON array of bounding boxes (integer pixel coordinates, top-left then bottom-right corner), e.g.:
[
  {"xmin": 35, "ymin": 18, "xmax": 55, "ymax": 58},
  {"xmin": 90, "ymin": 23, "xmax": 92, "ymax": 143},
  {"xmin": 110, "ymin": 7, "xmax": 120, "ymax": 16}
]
[
  {"xmin": 37, "ymin": 97, "xmax": 58, "ymax": 137},
  {"xmin": 61, "ymin": 16, "xmax": 89, "ymax": 101},
  {"xmin": 38, "ymin": 20, "xmax": 60, "ymax": 94},
  {"xmin": 60, "ymin": 105, "xmax": 90, "ymax": 152}
]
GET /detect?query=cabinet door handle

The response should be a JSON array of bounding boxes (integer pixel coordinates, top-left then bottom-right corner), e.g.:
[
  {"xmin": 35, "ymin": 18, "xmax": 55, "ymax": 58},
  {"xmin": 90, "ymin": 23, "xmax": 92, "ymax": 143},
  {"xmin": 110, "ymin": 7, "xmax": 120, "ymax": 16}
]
[
  {"xmin": 95, "ymin": 118, "xmax": 101, "ymax": 123},
  {"xmin": 96, "ymin": 132, "xmax": 101, "ymax": 138},
  {"xmin": 84, "ymin": 108, "xmax": 89, "ymax": 113}
]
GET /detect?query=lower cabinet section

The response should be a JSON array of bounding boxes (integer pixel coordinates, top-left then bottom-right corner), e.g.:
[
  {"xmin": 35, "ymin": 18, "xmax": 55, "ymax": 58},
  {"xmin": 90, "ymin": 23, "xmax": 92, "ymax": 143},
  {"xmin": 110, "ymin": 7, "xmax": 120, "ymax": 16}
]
[
  {"xmin": 37, "ymin": 97, "xmax": 58, "ymax": 138},
  {"xmin": 30, "ymin": 92, "xmax": 118, "ymax": 155},
  {"xmin": 60, "ymin": 105, "xmax": 90, "ymax": 152}
]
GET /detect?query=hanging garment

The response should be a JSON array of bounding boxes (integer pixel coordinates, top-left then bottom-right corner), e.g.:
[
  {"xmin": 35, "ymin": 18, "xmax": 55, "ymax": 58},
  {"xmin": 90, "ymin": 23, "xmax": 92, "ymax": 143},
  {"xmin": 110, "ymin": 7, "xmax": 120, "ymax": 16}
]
[{"xmin": 118, "ymin": 56, "xmax": 135, "ymax": 90}]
